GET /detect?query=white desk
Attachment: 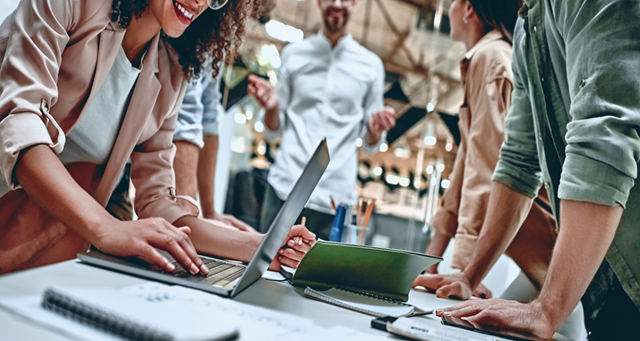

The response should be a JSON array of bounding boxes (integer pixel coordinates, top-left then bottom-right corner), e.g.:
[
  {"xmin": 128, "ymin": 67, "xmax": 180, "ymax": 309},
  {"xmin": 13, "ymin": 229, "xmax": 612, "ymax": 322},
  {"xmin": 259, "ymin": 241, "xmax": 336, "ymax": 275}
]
[
  {"xmin": 0, "ymin": 260, "xmax": 457, "ymax": 340},
  {"xmin": 0, "ymin": 260, "xmax": 572, "ymax": 340}
]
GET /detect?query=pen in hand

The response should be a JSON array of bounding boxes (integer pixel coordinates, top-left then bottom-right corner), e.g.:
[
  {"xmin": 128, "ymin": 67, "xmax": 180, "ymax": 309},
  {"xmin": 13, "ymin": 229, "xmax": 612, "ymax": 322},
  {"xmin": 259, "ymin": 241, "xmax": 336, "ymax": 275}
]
[{"xmin": 295, "ymin": 217, "xmax": 307, "ymax": 246}]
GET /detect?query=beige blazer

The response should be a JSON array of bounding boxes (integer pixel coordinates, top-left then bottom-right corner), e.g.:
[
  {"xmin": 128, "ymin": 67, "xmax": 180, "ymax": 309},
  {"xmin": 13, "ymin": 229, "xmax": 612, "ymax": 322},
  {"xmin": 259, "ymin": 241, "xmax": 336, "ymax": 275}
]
[
  {"xmin": 0, "ymin": 0, "xmax": 198, "ymax": 273},
  {"xmin": 430, "ymin": 30, "xmax": 557, "ymax": 290}
]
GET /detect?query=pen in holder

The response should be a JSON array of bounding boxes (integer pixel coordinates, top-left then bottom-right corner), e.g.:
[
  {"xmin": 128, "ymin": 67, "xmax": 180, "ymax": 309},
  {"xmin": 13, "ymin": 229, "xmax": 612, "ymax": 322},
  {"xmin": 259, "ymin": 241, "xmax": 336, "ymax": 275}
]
[
  {"xmin": 343, "ymin": 224, "xmax": 369, "ymax": 245},
  {"xmin": 344, "ymin": 197, "xmax": 376, "ymax": 245}
]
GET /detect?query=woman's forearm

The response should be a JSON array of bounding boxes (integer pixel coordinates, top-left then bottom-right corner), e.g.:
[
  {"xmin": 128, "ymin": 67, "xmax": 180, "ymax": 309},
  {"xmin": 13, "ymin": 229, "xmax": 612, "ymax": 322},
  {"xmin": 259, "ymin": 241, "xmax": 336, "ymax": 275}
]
[
  {"xmin": 14, "ymin": 144, "xmax": 115, "ymax": 241},
  {"xmin": 176, "ymin": 216, "xmax": 263, "ymax": 262},
  {"xmin": 463, "ymin": 181, "xmax": 533, "ymax": 288}
]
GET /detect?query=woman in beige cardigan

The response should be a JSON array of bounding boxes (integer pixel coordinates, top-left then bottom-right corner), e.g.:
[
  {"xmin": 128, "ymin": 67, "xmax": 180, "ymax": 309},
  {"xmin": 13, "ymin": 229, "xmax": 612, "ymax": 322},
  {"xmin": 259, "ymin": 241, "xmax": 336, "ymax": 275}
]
[
  {"xmin": 415, "ymin": 0, "xmax": 557, "ymax": 300},
  {"xmin": 0, "ymin": 0, "xmax": 314, "ymax": 274}
]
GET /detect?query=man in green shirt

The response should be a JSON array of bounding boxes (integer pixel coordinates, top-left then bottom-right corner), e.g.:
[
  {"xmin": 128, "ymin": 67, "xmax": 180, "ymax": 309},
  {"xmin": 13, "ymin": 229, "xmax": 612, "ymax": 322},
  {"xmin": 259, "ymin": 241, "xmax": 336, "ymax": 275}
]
[{"xmin": 427, "ymin": 0, "xmax": 640, "ymax": 339}]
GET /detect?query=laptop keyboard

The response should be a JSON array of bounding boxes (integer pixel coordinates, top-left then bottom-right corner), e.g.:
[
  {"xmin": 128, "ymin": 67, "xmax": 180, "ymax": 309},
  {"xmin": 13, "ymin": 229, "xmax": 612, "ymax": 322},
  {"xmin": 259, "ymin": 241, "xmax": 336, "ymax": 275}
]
[{"xmin": 149, "ymin": 257, "xmax": 246, "ymax": 289}]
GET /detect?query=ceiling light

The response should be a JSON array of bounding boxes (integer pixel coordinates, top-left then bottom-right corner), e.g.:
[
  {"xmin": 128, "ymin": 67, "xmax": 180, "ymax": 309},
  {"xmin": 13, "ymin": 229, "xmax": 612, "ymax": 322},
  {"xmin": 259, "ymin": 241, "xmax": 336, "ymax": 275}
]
[{"xmin": 265, "ymin": 21, "xmax": 303, "ymax": 44}]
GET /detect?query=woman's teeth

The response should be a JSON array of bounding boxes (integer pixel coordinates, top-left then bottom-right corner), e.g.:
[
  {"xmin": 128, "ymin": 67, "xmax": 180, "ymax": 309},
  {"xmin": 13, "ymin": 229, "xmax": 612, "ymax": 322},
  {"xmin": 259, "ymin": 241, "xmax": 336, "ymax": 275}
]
[{"xmin": 175, "ymin": 2, "xmax": 194, "ymax": 19}]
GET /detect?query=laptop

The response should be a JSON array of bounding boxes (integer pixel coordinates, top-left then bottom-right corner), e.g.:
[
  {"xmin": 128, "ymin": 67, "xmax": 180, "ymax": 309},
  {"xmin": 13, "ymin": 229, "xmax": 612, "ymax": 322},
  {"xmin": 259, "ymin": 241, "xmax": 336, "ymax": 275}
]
[{"xmin": 78, "ymin": 139, "xmax": 330, "ymax": 298}]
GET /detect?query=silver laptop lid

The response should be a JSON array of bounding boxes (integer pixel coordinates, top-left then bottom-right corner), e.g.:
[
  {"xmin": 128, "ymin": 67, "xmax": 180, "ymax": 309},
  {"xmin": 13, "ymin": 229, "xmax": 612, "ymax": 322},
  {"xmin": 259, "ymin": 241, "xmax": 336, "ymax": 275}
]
[{"xmin": 230, "ymin": 138, "xmax": 330, "ymax": 296}]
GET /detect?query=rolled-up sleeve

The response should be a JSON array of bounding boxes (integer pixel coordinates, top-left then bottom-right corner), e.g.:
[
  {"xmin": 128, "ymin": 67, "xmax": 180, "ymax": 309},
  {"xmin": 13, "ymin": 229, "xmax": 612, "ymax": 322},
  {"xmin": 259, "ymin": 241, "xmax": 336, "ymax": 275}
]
[
  {"xmin": 264, "ymin": 47, "xmax": 289, "ymax": 141},
  {"xmin": 493, "ymin": 22, "xmax": 543, "ymax": 198},
  {"xmin": 556, "ymin": 0, "xmax": 640, "ymax": 207},
  {"xmin": 361, "ymin": 57, "xmax": 385, "ymax": 154},
  {"xmin": 0, "ymin": 0, "xmax": 74, "ymax": 189},
  {"xmin": 201, "ymin": 71, "xmax": 221, "ymax": 137},
  {"xmin": 453, "ymin": 74, "xmax": 513, "ymax": 269},
  {"xmin": 133, "ymin": 86, "xmax": 199, "ymax": 223},
  {"xmin": 174, "ymin": 79, "xmax": 205, "ymax": 147}
]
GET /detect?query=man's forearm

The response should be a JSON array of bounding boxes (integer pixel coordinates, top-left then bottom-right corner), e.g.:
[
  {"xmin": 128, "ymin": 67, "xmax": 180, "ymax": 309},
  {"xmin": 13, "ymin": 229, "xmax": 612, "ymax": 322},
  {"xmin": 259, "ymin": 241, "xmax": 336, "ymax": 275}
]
[
  {"xmin": 175, "ymin": 216, "xmax": 263, "ymax": 262},
  {"xmin": 463, "ymin": 182, "xmax": 534, "ymax": 288},
  {"xmin": 264, "ymin": 107, "xmax": 281, "ymax": 132},
  {"xmin": 198, "ymin": 135, "xmax": 218, "ymax": 218},
  {"xmin": 536, "ymin": 200, "xmax": 622, "ymax": 331},
  {"xmin": 364, "ymin": 130, "xmax": 381, "ymax": 146}
]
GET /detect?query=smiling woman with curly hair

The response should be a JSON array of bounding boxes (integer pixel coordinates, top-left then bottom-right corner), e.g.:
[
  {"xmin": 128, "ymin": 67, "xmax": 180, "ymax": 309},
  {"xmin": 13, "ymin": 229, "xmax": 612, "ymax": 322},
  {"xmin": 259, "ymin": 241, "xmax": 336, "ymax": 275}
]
[{"xmin": 0, "ymin": 0, "xmax": 316, "ymax": 275}]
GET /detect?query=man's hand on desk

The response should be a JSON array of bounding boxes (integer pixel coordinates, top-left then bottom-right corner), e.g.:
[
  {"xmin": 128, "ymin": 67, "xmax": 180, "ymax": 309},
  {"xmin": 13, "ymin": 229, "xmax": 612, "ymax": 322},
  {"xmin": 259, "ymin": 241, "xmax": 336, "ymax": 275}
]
[
  {"xmin": 268, "ymin": 225, "xmax": 316, "ymax": 271},
  {"xmin": 413, "ymin": 272, "xmax": 492, "ymax": 300},
  {"xmin": 435, "ymin": 298, "xmax": 555, "ymax": 340}
]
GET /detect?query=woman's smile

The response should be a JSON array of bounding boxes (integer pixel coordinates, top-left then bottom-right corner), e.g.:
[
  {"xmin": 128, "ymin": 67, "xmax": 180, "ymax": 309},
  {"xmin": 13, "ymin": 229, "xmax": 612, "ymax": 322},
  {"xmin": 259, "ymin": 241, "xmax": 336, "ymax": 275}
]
[{"xmin": 172, "ymin": 0, "xmax": 197, "ymax": 25}]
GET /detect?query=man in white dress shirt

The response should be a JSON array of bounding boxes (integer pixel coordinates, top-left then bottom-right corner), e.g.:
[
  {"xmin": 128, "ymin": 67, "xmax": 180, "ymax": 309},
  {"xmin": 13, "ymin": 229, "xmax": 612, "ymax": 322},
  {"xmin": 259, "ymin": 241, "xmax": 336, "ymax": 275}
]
[{"xmin": 249, "ymin": 0, "xmax": 396, "ymax": 239}]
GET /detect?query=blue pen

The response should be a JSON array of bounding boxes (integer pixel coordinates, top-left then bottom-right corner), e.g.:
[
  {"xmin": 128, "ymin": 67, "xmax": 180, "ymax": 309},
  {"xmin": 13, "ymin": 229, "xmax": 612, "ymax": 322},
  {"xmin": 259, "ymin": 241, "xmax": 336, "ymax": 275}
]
[{"xmin": 329, "ymin": 205, "xmax": 347, "ymax": 242}]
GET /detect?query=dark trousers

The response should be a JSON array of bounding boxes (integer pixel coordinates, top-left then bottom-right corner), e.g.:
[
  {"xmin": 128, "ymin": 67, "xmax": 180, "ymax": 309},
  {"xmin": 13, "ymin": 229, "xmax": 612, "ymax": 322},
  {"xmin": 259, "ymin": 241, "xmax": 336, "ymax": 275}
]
[
  {"xmin": 260, "ymin": 184, "xmax": 334, "ymax": 241},
  {"xmin": 581, "ymin": 259, "xmax": 640, "ymax": 340}
]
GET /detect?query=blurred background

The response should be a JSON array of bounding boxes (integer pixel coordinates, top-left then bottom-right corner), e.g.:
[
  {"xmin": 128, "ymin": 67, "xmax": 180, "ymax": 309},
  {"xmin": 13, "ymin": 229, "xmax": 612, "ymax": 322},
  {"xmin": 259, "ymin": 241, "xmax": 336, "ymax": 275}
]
[{"xmin": 0, "ymin": 0, "xmax": 520, "ymax": 296}]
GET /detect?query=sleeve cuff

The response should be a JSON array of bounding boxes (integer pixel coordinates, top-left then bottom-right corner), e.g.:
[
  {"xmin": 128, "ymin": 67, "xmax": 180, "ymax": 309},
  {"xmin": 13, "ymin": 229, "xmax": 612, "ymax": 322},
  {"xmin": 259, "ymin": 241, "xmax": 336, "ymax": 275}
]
[
  {"xmin": 173, "ymin": 126, "xmax": 204, "ymax": 148},
  {"xmin": 201, "ymin": 103, "xmax": 222, "ymax": 137},
  {"xmin": 493, "ymin": 160, "xmax": 542, "ymax": 199},
  {"xmin": 0, "ymin": 113, "xmax": 61, "ymax": 189},
  {"xmin": 558, "ymin": 153, "xmax": 634, "ymax": 207},
  {"xmin": 264, "ymin": 122, "xmax": 283, "ymax": 141},
  {"xmin": 362, "ymin": 131, "xmax": 386, "ymax": 154},
  {"xmin": 136, "ymin": 194, "xmax": 200, "ymax": 224}
]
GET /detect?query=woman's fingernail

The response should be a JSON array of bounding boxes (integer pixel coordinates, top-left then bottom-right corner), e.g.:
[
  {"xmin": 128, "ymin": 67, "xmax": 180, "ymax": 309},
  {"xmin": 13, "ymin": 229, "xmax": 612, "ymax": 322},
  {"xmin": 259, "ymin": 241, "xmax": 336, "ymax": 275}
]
[
  {"xmin": 190, "ymin": 263, "xmax": 199, "ymax": 274},
  {"xmin": 200, "ymin": 264, "xmax": 209, "ymax": 274},
  {"xmin": 279, "ymin": 249, "xmax": 285, "ymax": 254},
  {"xmin": 288, "ymin": 240, "xmax": 295, "ymax": 246},
  {"xmin": 167, "ymin": 262, "xmax": 175, "ymax": 271},
  {"xmin": 444, "ymin": 311, "xmax": 452, "ymax": 316}
]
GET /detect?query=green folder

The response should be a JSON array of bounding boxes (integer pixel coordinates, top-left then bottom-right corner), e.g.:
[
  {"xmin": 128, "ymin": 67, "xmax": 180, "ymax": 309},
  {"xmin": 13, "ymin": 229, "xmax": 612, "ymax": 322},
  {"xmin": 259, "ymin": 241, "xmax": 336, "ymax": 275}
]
[{"xmin": 291, "ymin": 241, "xmax": 442, "ymax": 302}]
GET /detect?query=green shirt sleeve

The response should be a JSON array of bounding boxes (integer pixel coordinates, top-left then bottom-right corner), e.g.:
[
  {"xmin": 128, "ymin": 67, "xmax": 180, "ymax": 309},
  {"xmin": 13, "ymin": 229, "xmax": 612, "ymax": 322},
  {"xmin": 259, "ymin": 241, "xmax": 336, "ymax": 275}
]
[
  {"xmin": 492, "ymin": 19, "xmax": 543, "ymax": 199},
  {"xmin": 555, "ymin": 0, "xmax": 640, "ymax": 207}
]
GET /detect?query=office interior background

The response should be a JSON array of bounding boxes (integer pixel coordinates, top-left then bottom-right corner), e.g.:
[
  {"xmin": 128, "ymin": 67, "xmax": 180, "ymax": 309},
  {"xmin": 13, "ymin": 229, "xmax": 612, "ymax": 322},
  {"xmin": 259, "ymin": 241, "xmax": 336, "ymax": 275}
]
[{"xmin": 0, "ymin": 0, "xmax": 520, "ymax": 296}]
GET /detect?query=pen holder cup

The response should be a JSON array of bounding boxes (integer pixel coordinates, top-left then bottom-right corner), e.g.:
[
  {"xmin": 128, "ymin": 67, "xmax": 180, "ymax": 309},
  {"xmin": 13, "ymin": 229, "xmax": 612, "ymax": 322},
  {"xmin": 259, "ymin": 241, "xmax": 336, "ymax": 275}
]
[{"xmin": 343, "ymin": 224, "xmax": 369, "ymax": 245}]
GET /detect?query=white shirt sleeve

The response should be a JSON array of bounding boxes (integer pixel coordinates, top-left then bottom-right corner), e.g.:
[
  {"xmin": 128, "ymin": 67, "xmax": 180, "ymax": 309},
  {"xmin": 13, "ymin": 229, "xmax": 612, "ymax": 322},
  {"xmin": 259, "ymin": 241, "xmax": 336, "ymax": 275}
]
[
  {"xmin": 264, "ymin": 47, "xmax": 291, "ymax": 141},
  {"xmin": 361, "ymin": 57, "xmax": 386, "ymax": 154}
]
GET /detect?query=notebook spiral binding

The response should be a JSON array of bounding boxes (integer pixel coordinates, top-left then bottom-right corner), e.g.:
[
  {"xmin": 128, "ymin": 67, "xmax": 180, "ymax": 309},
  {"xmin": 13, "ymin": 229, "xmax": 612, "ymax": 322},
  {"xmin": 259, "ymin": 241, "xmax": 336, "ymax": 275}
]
[
  {"xmin": 42, "ymin": 288, "xmax": 172, "ymax": 341},
  {"xmin": 334, "ymin": 287, "xmax": 413, "ymax": 306},
  {"xmin": 304, "ymin": 286, "xmax": 415, "ymax": 318}
]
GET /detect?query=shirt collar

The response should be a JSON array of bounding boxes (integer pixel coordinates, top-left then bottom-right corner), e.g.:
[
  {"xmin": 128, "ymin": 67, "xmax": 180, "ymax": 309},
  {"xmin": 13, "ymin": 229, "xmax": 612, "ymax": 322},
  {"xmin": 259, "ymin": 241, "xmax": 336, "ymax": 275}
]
[
  {"xmin": 463, "ymin": 29, "xmax": 506, "ymax": 61},
  {"xmin": 315, "ymin": 32, "xmax": 353, "ymax": 51}
]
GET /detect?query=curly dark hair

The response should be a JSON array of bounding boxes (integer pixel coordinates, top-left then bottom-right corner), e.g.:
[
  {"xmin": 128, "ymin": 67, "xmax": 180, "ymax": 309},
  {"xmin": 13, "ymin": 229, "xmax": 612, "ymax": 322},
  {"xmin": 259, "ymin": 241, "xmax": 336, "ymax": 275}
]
[{"xmin": 111, "ymin": 0, "xmax": 261, "ymax": 79}]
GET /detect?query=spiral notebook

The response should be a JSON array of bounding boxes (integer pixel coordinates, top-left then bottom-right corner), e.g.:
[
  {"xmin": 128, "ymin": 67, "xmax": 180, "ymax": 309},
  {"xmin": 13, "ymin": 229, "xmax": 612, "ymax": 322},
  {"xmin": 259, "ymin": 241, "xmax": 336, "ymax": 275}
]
[
  {"xmin": 41, "ymin": 287, "xmax": 239, "ymax": 341},
  {"xmin": 304, "ymin": 287, "xmax": 429, "ymax": 318}
]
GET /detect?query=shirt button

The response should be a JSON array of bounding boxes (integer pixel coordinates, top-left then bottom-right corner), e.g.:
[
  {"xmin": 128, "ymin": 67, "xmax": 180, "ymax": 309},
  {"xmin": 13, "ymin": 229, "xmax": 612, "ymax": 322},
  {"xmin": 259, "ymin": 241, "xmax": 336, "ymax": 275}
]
[
  {"xmin": 541, "ymin": 77, "xmax": 545, "ymax": 83},
  {"xmin": 533, "ymin": 26, "xmax": 537, "ymax": 32}
]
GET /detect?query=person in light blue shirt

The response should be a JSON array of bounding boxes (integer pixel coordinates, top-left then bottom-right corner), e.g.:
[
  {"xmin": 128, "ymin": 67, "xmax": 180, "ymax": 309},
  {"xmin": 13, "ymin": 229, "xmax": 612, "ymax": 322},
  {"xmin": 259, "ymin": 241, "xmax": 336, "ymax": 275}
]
[
  {"xmin": 173, "ymin": 68, "xmax": 254, "ymax": 232},
  {"xmin": 248, "ymin": 0, "xmax": 396, "ymax": 240},
  {"xmin": 434, "ymin": 1, "xmax": 640, "ymax": 339}
]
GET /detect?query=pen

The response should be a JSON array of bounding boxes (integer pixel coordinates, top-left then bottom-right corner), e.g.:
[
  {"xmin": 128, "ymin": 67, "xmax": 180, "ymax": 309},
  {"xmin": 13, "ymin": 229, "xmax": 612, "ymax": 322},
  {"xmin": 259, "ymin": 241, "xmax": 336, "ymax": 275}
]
[
  {"xmin": 361, "ymin": 198, "xmax": 376, "ymax": 228},
  {"xmin": 330, "ymin": 197, "xmax": 337, "ymax": 212},
  {"xmin": 296, "ymin": 217, "xmax": 306, "ymax": 246},
  {"xmin": 357, "ymin": 198, "xmax": 363, "ymax": 226}
]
